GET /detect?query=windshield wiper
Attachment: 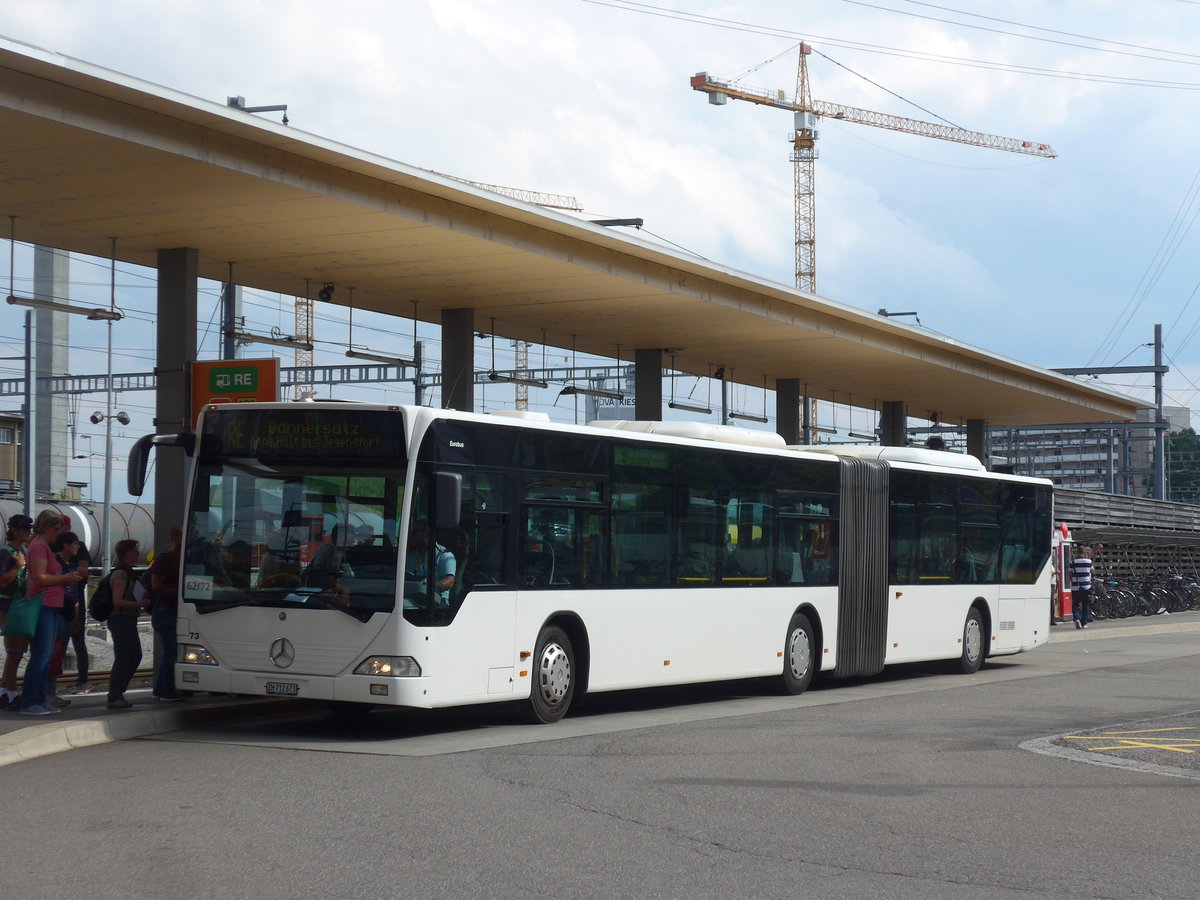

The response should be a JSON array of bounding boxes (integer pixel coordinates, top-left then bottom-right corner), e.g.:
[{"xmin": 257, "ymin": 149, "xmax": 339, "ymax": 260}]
[
  {"xmin": 191, "ymin": 591, "xmax": 374, "ymax": 621},
  {"xmin": 192, "ymin": 598, "xmax": 253, "ymax": 615},
  {"xmin": 301, "ymin": 592, "xmax": 373, "ymax": 621},
  {"xmin": 191, "ymin": 593, "xmax": 313, "ymax": 615}
]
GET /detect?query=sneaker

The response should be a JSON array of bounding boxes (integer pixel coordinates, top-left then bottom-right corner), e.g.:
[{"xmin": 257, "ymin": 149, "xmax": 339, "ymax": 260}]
[
  {"xmin": 62, "ymin": 684, "xmax": 89, "ymax": 696},
  {"xmin": 20, "ymin": 704, "xmax": 61, "ymax": 716},
  {"xmin": 49, "ymin": 696, "xmax": 71, "ymax": 708},
  {"xmin": 153, "ymin": 692, "xmax": 185, "ymax": 702},
  {"xmin": 1074, "ymin": 619, "xmax": 1081, "ymax": 630}
]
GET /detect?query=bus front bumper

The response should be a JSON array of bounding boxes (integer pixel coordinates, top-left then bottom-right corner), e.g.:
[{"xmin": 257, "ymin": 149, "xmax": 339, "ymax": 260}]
[{"xmin": 175, "ymin": 665, "xmax": 434, "ymax": 707}]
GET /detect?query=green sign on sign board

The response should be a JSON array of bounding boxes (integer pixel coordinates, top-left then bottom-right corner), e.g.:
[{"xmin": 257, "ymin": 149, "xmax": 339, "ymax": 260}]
[{"xmin": 209, "ymin": 366, "xmax": 259, "ymax": 394}]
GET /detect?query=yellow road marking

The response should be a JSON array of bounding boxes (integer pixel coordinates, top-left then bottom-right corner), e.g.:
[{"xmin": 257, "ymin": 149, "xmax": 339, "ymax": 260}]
[{"xmin": 1062, "ymin": 728, "xmax": 1200, "ymax": 754}]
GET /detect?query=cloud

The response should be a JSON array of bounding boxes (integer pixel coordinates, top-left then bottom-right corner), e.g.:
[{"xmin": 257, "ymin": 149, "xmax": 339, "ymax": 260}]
[{"xmin": 3, "ymin": 0, "xmax": 1200, "ymax": 414}]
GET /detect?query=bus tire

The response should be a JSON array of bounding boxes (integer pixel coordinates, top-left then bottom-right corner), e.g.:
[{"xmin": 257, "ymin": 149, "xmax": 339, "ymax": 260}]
[
  {"xmin": 958, "ymin": 607, "xmax": 985, "ymax": 675},
  {"xmin": 522, "ymin": 626, "xmax": 575, "ymax": 724},
  {"xmin": 779, "ymin": 612, "xmax": 816, "ymax": 695}
]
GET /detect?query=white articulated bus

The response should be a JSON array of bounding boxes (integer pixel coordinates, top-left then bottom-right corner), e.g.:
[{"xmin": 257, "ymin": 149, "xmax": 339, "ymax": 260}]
[{"xmin": 129, "ymin": 403, "xmax": 1052, "ymax": 723}]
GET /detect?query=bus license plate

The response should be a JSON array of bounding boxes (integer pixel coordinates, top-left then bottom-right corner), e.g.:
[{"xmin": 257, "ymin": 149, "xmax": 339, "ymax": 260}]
[{"xmin": 265, "ymin": 681, "xmax": 300, "ymax": 696}]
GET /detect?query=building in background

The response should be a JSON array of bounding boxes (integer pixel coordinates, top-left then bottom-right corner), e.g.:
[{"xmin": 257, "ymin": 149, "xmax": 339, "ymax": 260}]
[
  {"xmin": 0, "ymin": 411, "xmax": 20, "ymax": 491},
  {"xmin": 986, "ymin": 406, "xmax": 1191, "ymax": 498}
]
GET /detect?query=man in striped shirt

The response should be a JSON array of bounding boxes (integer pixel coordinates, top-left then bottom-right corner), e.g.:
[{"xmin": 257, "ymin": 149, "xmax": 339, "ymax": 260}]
[{"xmin": 1071, "ymin": 546, "xmax": 1093, "ymax": 629}]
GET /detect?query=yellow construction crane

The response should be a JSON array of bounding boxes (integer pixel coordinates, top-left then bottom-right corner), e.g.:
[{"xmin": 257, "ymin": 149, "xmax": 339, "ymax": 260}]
[{"xmin": 691, "ymin": 43, "xmax": 1056, "ymax": 293}]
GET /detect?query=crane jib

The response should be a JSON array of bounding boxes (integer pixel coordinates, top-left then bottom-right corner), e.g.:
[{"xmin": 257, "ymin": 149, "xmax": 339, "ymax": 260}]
[{"xmin": 689, "ymin": 74, "xmax": 1054, "ymax": 158}]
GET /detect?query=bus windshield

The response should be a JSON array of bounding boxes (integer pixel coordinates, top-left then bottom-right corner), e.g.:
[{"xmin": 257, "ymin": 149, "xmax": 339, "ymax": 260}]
[
  {"xmin": 182, "ymin": 408, "xmax": 407, "ymax": 620},
  {"xmin": 183, "ymin": 461, "xmax": 405, "ymax": 620}
]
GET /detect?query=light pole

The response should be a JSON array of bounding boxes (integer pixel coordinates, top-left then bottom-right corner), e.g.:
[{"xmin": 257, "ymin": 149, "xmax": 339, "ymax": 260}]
[
  {"xmin": 21, "ymin": 307, "xmax": 33, "ymax": 515},
  {"xmin": 73, "ymin": 435, "xmax": 96, "ymax": 501},
  {"xmin": 6, "ymin": 293, "xmax": 122, "ymax": 551},
  {"xmin": 91, "ymin": 409, "xmax": 130, "ymax": 571}
]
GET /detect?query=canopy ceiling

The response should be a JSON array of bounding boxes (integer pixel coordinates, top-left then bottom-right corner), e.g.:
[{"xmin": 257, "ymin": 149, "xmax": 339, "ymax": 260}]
[{"xmin": 0, "ymin": 36, "xmax": 1142, "ymax": 426}]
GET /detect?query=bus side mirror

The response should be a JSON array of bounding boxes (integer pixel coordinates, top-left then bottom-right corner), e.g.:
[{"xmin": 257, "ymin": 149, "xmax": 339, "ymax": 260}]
[
  {"xmin": 433, "ymin": 471, "xmax": 462, "ymax": 530},
  {"xmin": 127, "ymin": 432, "xmax": 196, "ymax": 496}
]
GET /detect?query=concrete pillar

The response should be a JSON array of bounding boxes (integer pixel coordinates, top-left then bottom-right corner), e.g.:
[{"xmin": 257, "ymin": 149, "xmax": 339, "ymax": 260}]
[
  {"xmin": 634, "ymin": 348, "xmax": 662, "ymax": 421},
  {"xmin": 776, "ymin": 378, "xmax": 801, "ymax": 445},
  {"xmin": 441, "ymin": 308, "xmax": 475, "ymax": 412},
  {"xmin": 966, "ymin": 419, "xmax": 988, "ymax": 467},
  {"xmin": 33, "ymin": 247, "xmax": 69, "ymax": 499},
  {"xmin": 880, "ymin": 401, "xmax": 907, "ymax": 447},
  {"xmin": 154, "ymin": 248, "xmax": 198, "ymax": 553}
]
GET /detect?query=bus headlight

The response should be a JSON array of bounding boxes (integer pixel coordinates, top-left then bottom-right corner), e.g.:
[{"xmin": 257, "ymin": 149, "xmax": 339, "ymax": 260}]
[
  {"xmin": 354, "ymin": 656, "xmax": 421, "ymax": 677},
  {"xmin": 180, "ymin": 644, "xmax": 218, "ymax": 666}
]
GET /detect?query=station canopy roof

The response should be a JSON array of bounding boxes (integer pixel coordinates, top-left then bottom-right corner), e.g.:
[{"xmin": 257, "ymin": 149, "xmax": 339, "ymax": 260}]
[{"xmin": 0, "ymin": 36, "xmax": 1142, "ymax": 427}]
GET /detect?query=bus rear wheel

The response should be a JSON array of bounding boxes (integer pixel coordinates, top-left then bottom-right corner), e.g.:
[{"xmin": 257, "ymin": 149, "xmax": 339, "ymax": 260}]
[
  {"xmin": 779, "ymin": 613, "xmax": 816, "ymax": 695},
  {"xmin": 522, "ymin": 625, "xmax": 575, "ymax": 724},
  {"xmin": 958, "ymin": 607, "xmax": 985, "ymax": 674}
]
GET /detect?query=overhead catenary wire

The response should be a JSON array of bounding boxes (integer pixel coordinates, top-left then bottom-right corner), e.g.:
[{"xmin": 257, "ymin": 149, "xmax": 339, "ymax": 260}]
[
  {"xmin": 1087, "ymin": 162, "xmax": 1200, "ymax": 366},
  {"xmin": 582, "ymin": 0, "xmax": 1200, "ymax": 89},
  {"xmin": 808, "ymin": 44, "xmax": 962, "ymax": 128},
  {"xmin": 894, "ymin": 0, "xmax": 1200, "ymax": 61},
  {"xmin": 843, "ymin": 0, "xmax": 1200, "ymax": 66}
]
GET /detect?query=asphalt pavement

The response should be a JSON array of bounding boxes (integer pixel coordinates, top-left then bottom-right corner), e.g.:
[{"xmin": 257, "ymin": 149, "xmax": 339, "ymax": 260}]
[{"xmin": 1, "ymin": 610, "xmax": 1197, "ymax": 768}]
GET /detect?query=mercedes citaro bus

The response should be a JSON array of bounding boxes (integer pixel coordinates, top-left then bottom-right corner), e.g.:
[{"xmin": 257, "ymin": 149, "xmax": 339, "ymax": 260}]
[{"xmin": 129, "ymin": 402, "xmax": 1052, "ymax": 723}]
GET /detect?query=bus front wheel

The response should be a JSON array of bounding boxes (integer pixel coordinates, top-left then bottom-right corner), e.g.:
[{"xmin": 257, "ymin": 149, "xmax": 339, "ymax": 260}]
[
  {"xmin": 958, "ymin": 607, "xmax": 985, "ymax": 675},
  {"xmin": 779, "ymin": 612, "xmax": 816, "ymax": 695},
  {"xmin": 522, "ymin": 626, "xmax": 576, "ymax": 724}
]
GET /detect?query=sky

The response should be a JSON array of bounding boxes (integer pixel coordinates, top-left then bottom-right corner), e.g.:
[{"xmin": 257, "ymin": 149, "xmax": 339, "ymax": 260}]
[{"xmin": 2, "ymin": 0, "xmax": 1200, "ymax": 499}]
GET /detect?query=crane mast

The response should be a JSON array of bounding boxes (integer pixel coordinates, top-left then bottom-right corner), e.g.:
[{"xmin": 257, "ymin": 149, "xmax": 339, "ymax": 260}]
[
  {"xmin": 793, "ymin": 46, "xmax": 817, "ymax": 293},
  {"xmin": 691, "ymin": 43, "xmax": 1056, "ymax": 292}
]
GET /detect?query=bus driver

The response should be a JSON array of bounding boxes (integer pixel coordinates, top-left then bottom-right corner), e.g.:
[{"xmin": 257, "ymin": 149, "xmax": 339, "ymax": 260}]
[{"xmin": 404, "ymin": 520, "xmax": 455, "ymax": 607}]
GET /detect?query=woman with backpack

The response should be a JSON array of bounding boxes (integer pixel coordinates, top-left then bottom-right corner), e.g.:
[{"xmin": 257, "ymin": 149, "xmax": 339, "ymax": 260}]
[
  {"xmin": 106, "ymin": 539, "xmax": 150, "ymax": 710},
  {"xmin": 19, "ymin": 511, "xmax": 85, "ymax": 716},
  {"xmin": 0, "ymin": 513, "xmax": 33, "ymax": 709}
]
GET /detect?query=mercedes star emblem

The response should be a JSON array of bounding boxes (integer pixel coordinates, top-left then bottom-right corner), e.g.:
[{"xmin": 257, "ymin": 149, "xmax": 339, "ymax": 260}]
[{"xmin": 269, "ymin": 638, "xmax": 296, "ymax": 669}]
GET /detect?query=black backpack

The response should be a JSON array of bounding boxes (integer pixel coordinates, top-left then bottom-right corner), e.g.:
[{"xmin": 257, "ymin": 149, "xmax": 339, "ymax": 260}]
[
  {"xmin": 138, "ymin": 567, "xmax": 155, "ymax": 605},
  {"xmin": 87, "ymin": 573, "xmax": 115, "ymax": 622}
]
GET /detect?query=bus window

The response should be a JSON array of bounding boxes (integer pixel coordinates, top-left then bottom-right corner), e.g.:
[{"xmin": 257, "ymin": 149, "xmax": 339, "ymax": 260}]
[
  {"xmin": 724, "ymin": 495, "xmax": 773, "ymax": 583},
  {"xmin": 889, "ymin": 470, "xmax": 918, "ymax": 583},
  {"xmin": 959, "ymin": 525, "xmax": 1000, "ymax": 583},
  {"xmin": 611, "ymin": 484, "xmax": 671, "ymax": 585},
  {"xmin": 776, "ymin": 517, "xmax": 837, "ymax": 586},
  {"xmin": 452, "ymin": 471, "xmax": 509, "ymax": 595},
  {"xmin": 675, "ymin": 449, "xmax": 721, "ymax": 585},
  {"xmin": 518, "ymin": 431, "xmax": 607, "ymax": 474},
  {"xmin": 524, "ymin": 475, "xmax": 602, "ymax": 503},
  {"xmin": 521, "ymin": 505, "xmax": 605, "ymax": 588},
  {"xmin": 918, "ymin": 474, "xmax": 957, "ymax": 581},
  {"xmin": 959, "ymin": 478, "xmax": 1001, "ymax": 583},
  {"xmin": 999, "ymin": 484, "xmax": 1051, "ymax": 583},
  {"xmin": 676, "ymin": 490, "xmax": 719, "ymax": 584},
  {"xmin": 611, "ymin": 442, "xmax": 672, "ymax": 586}
]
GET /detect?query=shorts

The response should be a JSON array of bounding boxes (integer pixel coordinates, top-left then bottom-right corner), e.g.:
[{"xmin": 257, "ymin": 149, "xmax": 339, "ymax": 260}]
[{"xmin": 0, "ymin": 609, "xmax": 30, "ymax": 651}]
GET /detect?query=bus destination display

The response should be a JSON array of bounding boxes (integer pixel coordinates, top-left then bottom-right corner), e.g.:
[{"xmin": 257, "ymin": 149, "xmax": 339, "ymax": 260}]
[{"xmin": 201, "ymin": 408, "xmax": 403, "ymax": 460}]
